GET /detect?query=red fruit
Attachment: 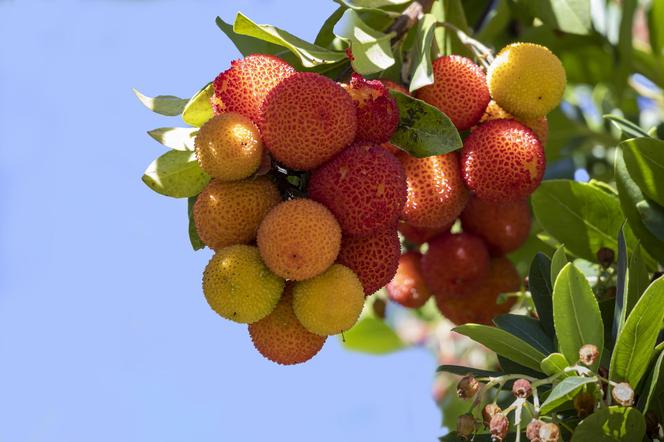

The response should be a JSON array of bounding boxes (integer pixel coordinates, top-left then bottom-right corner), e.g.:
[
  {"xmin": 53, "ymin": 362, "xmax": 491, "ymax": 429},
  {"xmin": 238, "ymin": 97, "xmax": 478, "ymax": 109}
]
[
  {"xmin": 260, "ymin": 72, "xmax": 357, "ymax": 170},
  {"xmin": 387, "ymin": 251, "xmax": 431, "ymax": 308},
  {"xmin": 379, "ymin": 79, "xmax": 410, "ymax": 95},
  {"xmin": 421, "ymin": 232, "xmax": 490, "ymax": 298},
  {"xmin": 398, "ymin": 152, "xmax": 469, "ymax": 229},
  {"xmin": 415, "ymin": 55, "xmax": 490, "ymax": 131},
  {"xmin": 398, "ymin": 222, "xmax": 450, "ymax": 245},
  {"xmin": 212, "ymin": 54, "xmax": 296, "ymax": 122},
  {"xmin": 382, "ymin": 142, "xmax": 401, "ymax": 156},
  {"xmin": 344, "ymin": 73, "xmax": 399, "ymax": 143},
  {"xmin": 460, "ymin": 197, "xmax": 531, "ymax": 255},
  {"xmin": 337, "ymin": 225, "xmax": 401, "ymax": 295},
  {"xmin": 308, "ymin": 144, "xmax": 407, "ymax": 236},
  {"xmin": 435, "ymin": 257, "xmax": 519, "ymax": 325},
  {"xmin": 461, "ymin": 119, "xmax": 545, "ymax": 202}
]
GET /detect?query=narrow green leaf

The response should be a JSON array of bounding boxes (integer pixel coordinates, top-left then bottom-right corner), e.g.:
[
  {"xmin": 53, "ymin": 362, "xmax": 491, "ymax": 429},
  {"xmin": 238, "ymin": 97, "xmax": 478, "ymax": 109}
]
[
  {"xmin": 436, "ymin": 365, "xmax": 503, "ymax": 378},
  {"xmin": 430, "ymin": 0, "xmax": 473, "ymax": 58},
  {"xmin": 610, "ymin": 277, "xmax": 664, "ymax": 386},
  {"xmin": 453, "ymin": 324, "xmax": 546, "ymax": 372},
  {"xmin": 341, "ymin": 316, "xmax": 404, "ymax": 354},
  {"xmin": 142, "ymin": 150, "xmax": 210, "ymax": 198},
  {"xmin": 408, "ymin": 13, "xmax": 436, "ymax": 92},
  {"xmin": 187, "ymin": 196, "xmax": 204, "ymax": 251},
  {"xmin": 626, "ymin": 244, "xmax": 650, "ymax": 318},
  {"xmin": 147, "ymin": 127, "xmax": 197, "ymax": 151},
  {"xmin": 604, "ymin": 114, "xmax": 652, "ymax": 139},
  {"xmin": 642, "ymin": 349, "xmax": 664, "ymax": 413},
  {"xmin": 539, "ymin": 376, "xmax": 598, "ymax": 415},
  {"xmin": 216, "ymin": 16, "xmax": 298, "ymax": 62},
  {"xmin": 529, "ymin": 253, "xmax": 555, "ymax": 338},
  {"xmin": 388, "ymin": 91, "xmax": 462, "ymax": 157},
  {"xmin": 540, "ymin": 352, "xmax": 570, "ymax": 376},
  {"xmin": 182, "ymin": 83, "xmax": 214, "ymax": 128},
  {"xmin": 622, "ymin": 138, "xmax": 664, "ymax": 207},
  {"xmin": 553, "ymin": 263, "xmax": 604, "ymax": 369},
  {"xmin": 493, "ymin": 314, "xmax": 555, "ymax": 355},
  {"xmin": 571, "ymin": 406, "xmax": 646, "ymax": 442},
  {"xmin": 334, "ymin": 9, "xmax": 394, "ymax": 74},
  {"xmin": 133, "ymin": 88, "xmax": 188, "ymax": 116},
  {"xmin": 649, "ymin": 0, "xmax": 664, "ymax": 56},
  {"xmin": 550, "ymin": 245, "xmax": 568, "ymax": 287},
  {"xmin": 613, "ymin": 226, "xmax": 629, "ymax": 341}
]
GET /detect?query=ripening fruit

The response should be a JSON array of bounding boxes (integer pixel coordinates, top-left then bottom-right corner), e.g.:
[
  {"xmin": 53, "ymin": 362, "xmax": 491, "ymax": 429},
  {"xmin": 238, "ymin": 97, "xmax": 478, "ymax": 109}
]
[
  {"xmin": 479, "ymin": 100, "xmax": 548, "ymax": 146},
  {"xmin": 337, "ymin": 225, "xmax": 401, "ymax": 295},
  {"xmin": 487, "ymin": 43, "xmax": 566, "ymax": 119},
  {"xmin": 194, "ymin": 113, "xmax": 263, "ymax": 181},
  {"xmin": 398, "ymin": 152, "xmax": 469, "ymax": 229},
  {"xmin": 308, "ymin": 144, "xmax": 407, "ymax": 236},
  {"xmin": 461, "ymin": 119, "xmax": 545, "ymax": 202},
  {"xmin": 293, "ymin": 264, "xmax": 365, "ymax": 336},
  {"xmin": 421, "ymin": 232, "xmax": 490, "ymax": 298},
  {"xmin": 260, "ymin": 72, "xmax": 357, "ymax": 170},
  {"xmin": 257, "ymin": 199, "xmax": 341, "ymax": 280},
  {"xmin": 379, "ymin": 79, "xmax": 410, "ymax": 96},
  {"xmin": 415, "ymin": 55, "xmax": 490, "ymax": 131},
  {"xmin": 343, "ymin": 73, "xmax": 399, "ymax": 143},
  {"xmin": 460, "ymin": 197, "xmax": 531, "ymax": 255},
  {"xmin": 249, "ymin": 284, "xmax": 326, "ymax": 365},
  {"xmin": 212, "ymin": 54, "xmax": 296, "ymax": 121},
  {"xmin": 202, "ymin": 245, "xmax": 284, "ymax": 323},
  {"xmin": 194, "ymin": 177, "xmax": 281, "ymax": 250},
  {"xmin": 434, "ymin": 257, "xmax": 519, "ymax": 325},
  {"xmin": 386, "ymin": 251, "xmax": 431, "ymax": 308},
  {"xmin": 398, "ymin": 222, "xmax": 450, "ymax": 245}
]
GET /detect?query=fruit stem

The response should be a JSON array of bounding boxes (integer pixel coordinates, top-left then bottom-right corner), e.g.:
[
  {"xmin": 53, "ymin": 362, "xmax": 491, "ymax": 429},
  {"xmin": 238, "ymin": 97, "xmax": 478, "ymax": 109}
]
[
  {"xmin": 386, "ymin": 0, "xmax": 435, "ymax": 44},
  {"xmin": 438, "ymin": 22, "xmax": 495, "ymax": 70}
]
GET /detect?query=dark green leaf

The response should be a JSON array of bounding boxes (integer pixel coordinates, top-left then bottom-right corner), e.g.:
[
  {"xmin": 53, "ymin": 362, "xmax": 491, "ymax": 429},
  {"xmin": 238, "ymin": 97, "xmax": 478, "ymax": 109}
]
[
  {"xmin": 613, "ymin": 226, "xmax": 628, "ymax": 341},
  {"xmin": 540, "ymin": 352, "xmax": 570, "ymax": 376},
  {"xmin": 636, "ymin": 199, "xmax": 664, "ymax": 241},
  {"xmin": 649, "ymin": 0, "xmax": 664, "ymax": 57},
  {"xmin": 147, "ymin": 127, "xmax": 197, "ymax": 151},
  {"xmin": 133, "ymin": 88, "xmax": 188, "ymax": 116},
  {"xmin": 540, "ymin": 376, "xmax": 598, "ymax": 415},
  {"xmin": 341, "ymin": 316, "xmax": 404, "ymax": 354},
  {"xmin": 187, "ymin": 196, "xmax": 204, "ymax": 251},
  {"xmin": 408, "ymin": 13, "xmax": 436, "ymax": 92},
  {"xmin": 571, "ymin": 406, "xmax": 646, "ymax": 441},
  {"xmin": 604, "ymin": 115, "xmax": 652, "ymax": 139},
  {"xmin": 494, "ymin": 314, "xmax": 555, "ymax": 355},
  {"xmin": 550, "ymin": 245, "xmax": 568, "ymax": 287},
  {"xmin": 142, "ymin": 150, "xmax": 210, "ymax": 198},
  {"xmin": 436, "ymin": 365, "xmax": 503, "ymax": 378},
  {"xmin": 622, "ymin": 138, "xmax": 664, "ymax": 207},
  {"xmin": 388, "ymin": 91, "xmax": 462, "ymax": 157},
  {"xmin": 334, "ymin": 9, "xmax": 394, "ymax": 74},
  {"xmin": 182, "ymin": 83, "xmax": 214, "ymax": 128},
  {"xmin": 641, "ymin": 349, "xmax": 664, "ymax": 413},
  {"xmin": 430, "ymin": 0, "xmax": 473, "ymax": 58},
  {"xmin": 529, "ymin": 253, "xmax": 555, "ymax": 338}
]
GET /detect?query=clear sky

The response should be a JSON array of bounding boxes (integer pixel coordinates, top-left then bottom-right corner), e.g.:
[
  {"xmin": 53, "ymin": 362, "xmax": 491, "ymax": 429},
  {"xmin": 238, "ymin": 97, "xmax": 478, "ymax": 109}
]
[{"xmin": 0, "ymin": 1, "xmax": 443, "ymax": 441}]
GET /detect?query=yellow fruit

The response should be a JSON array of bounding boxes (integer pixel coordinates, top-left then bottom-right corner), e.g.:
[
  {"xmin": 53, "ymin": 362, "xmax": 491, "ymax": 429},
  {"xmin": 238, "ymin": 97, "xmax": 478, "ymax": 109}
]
[
  {"xmin": 487, "ymin": 43, "xmax": 566, "ymax": 119},
  {"xmin": 249, "ymin": 285, "xmax": 326, "ymax": 365},
  {"xmin": 479, "ymin": 100, "xmax": 548, "ymax": 146},
  {"xmin": 194, "ymin": 177, "xmax": 281, "ymax": 250},
  {"xmin": 292, "ymin": 264, "xmax": 365, "ymax": 336},
  {"xmin": 202, "ymin": 245, "xmax": 285, "ymax": 323},
  {"xmin": 195, "ymin": 112, "xmax": 263, "ymax": 181},
  {"xmin": 257, "ymin": 199, "xmax": 341, "ymax": 280}
]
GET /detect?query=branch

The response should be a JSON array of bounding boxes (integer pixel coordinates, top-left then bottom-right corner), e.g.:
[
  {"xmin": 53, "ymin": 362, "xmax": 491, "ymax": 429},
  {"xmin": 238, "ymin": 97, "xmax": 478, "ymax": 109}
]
[{"xmin": 387, "ymin": 0, "xmax": 435, "ymax": 43}]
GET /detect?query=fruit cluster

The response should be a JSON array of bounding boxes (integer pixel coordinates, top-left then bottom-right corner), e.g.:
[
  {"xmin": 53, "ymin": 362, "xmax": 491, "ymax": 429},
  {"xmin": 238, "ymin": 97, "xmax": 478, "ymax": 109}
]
[{"xmin": 190, "ymin": 42, "xmax": 565, "ymax": 365}]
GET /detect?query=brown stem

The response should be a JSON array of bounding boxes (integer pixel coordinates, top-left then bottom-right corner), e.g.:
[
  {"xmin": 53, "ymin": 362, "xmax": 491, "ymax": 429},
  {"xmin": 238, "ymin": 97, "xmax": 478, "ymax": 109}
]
[{"xmin": 387, "ymin": 0, "xmax": 435, "ymax": 43}]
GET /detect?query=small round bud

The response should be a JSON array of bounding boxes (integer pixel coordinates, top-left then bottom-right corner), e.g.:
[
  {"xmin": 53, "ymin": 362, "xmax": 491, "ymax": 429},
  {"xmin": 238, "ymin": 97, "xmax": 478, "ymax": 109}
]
[
  {"xmin": 579, "ymin": 344, "xmax": 599, "ymax": 366},
  {"xmin": 526, "ymin": 419, "xmax": 542, "ymax": 441},
  {"xmin": 573, "ymin": 391, "xmax": 595, "ymax": 417},
  {"xmin": 457, "ymin": 375, "xmax": 480, "ymax": 399},
  {"xmin": 372, "ymin": 298, "xmax": 386, "ymax": 319},
  {"xmin": 512, "ymin": 378, "xmax": 532, "ymax": 398},
  {"xmin": 456, "ymin": 414, "xmax": 476, "ymax": 439},
  {"xmin": 489, "ymin": 413, "xmax": 509, "ymax": 441},
  {"xmin": 597, "ymin": 247, "xmax": 615, "ymax": 268},
  {"xmin": 482, "ymin": 403, "xmax": 502, "ymax": 427},
  {"xmin": 538, "ymin": 422, "xmax": 560, "ymax": 442},
  {"xmin": 611, "ymin": 382, "xmax": 635, "ymax": 406}
]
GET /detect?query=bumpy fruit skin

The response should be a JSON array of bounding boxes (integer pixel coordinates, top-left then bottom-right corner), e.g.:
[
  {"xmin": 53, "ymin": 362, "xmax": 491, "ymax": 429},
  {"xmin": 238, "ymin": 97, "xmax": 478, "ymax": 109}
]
[
  {"xmin": 421, "ymin": 232, "xmax": 490, "ymax": 298},
  {"xmin": 488, "ymin": 43, "xmax": 566, "ymax": 119},
  {"xmin": 212, "ymin": 54, "xmax": 296, "ymax": 122},
  {"xmin": 337, "ymin": 225, "xmax": 400, "ymax": 295},
  {"xmin": 379, "ymin": 79, "xmax": 410, "ymax": 95},
  {"xmin": 461, "ymin": 119, "xmax": 545, "ymax": 202},
  {"xmin": 194, "ymin": 177, "xmax": 281, "ymax": 250},
  {"xmin": 386, "ymin": 251, "xmax": 431, "ymax": 308},
  {"xmin": 194, "ymin": 112, "xmax": 263, "ymax": 181},
  {"xmin": 398, "ymin": 152, "xmax": 469, "ymax": 229},
  {"xmin": 203, "ymin": 245, "xmax": 285, "ymax": 323},
  {"xmin": 343, "ymin": 73, "xmax": 399, "ymax": 143},
  {"xmin": 415, "ymin": 55, "xmax": 490, "ymax": 131},
  {"xmin": 398, "ymin": 222, "xmax": 450, "ymax": 245},
  {"xmin": 479, "ymin": 100, "xmax": 548, "ymax": 146},
  {"xmin": 257, "ymin": 199, "xmax": 341, "ymax": 280},
  {"xmin": 308, "ymin": 144, "xmax": 407, "ymax": 236},
  {"xmin": 460, "ymin": 196, "xmax": 531, "ymax": 255},
  {"xmin": 292, "ymin": 264, "xmax": 365, "ymax": 336},
  {"xmin": 260, "ymin": 72, "xmax": 357, "ymax": 170},
  {"xmin": 249, "ymin": 285, "xmax": 326, "ymax": 365},
  {"xmin": 434, "ymin": 257, "xmax": 519, "ymax": 325}
]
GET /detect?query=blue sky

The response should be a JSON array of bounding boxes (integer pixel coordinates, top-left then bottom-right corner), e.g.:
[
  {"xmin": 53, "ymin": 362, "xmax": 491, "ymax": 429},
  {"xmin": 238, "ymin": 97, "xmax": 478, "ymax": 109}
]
[{"xmin": 0, "ymin": 1, "xmax": 443, "ymax": 440}]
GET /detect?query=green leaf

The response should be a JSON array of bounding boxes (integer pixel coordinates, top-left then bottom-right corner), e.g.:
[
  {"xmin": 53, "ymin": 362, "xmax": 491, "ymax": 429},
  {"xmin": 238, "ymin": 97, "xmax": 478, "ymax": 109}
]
[
  {"xmin": 436, "ymin": 365, "xmax": 503, "ymax": 378},
  {"xmin": 540, "ymin": 352, "xmax": 570, "ymax": 376},
  {"xmin": 523, "ymin": 0, "xmax": 591, "ymax": 35},
  {"xmin": 332, "ymin": 0, "xmax": 401, "ymax": 16},
  {"xmin": 636, "ymin": 199, "xmax": 664, "ymax": 241},
  {"xmin": 493, "ymin": 314, "xmax": 555, "ymax": 355},
  {"xmin": 649, "ymin": 0, "xmax": 664, "ymax": 56},
  {"xmin": 314, "ymin": 7, "xmax": 347, "ymax": 50},
  {"xmin": 539, "ymin": 376, "xmax": 598, "ymax": 415},
  {"xmin": 642, "ymin": 349, "xmax": 664, "ymax": 414},
  {"xmin": 622, "ymin": 138, "xmax": 664, "ymax": 207},
  {"xmin": 430, "ymin": 0, "xmax": 473, "ymax": 58},
  {"xmin": 613, "ymin": 226, "xmax": 629, "ymax": 342},
  {"xmin": 334, "ymin": 9, "xmax": 394, "ymax": 74},
  {"xmin": 550, "ymin": 245, "xmax": 569, "ymax": 287},
  {"xmin": 341, "ymin": 316, "xmax": 404, "ymax": 354},
  {"xmin": 187, "ymin": 196, "xmax": 204, "ymax": 251},
  {"xmin": 604, "ymin": 115, "xmax": 651, "ymax": 139},
  {"xmin": 216, "ymin": 16, "xmax": 298, "ymax": 62},
  {"xmin": 182, "ymin": 83, "xmax": 214, "ymax": 128},
  {"xmin": 408, "ymin": 13, "xmax": 436, "ymax": 92},
  {"xmin": 147, "ymin": 127, "xmax": 197, "ymax": 151},
  {"xmin": 571, "ymin": 406, "xmax": 646, "ymax": 442},
  {"xmin": 233, "ymin": 12, "xmax": 345, "ymax": 68},
  {"xmin": 142, "ymin": 150, "xmax": 210, "ymax": 198},
  {"xmin": 553, "ymin": 263, "xmax": 604, "ymax": 369},
  {"xmin": 532, "ymin": 180, "xmax": 624, "ymax": 263},
  {"xmin": 388, "ymin": 91, "xmax": 462, "ymax": 157},
  {"xmin": 529, "ymin": 253, "xmax": 555, "ymax": 338},
  {"xmin": 626, "ymin": 244, "xmax": 650, "ymax": 318},
  {"xmin": 610, "ymin": 277, "xmax": 664, "ymax": 386},
  {"xmin": 453, "ymin": 324, "xmax": 546, "ymax": 372},
  {"xmin": 133, "ymin": 88, "xmax": 188, "ymax": 116}
]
